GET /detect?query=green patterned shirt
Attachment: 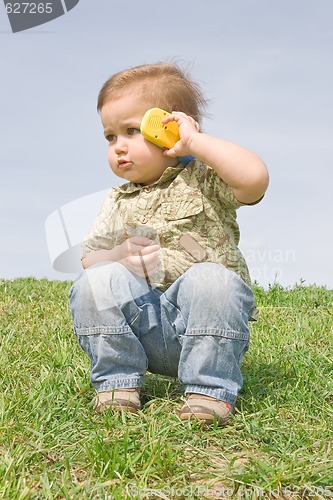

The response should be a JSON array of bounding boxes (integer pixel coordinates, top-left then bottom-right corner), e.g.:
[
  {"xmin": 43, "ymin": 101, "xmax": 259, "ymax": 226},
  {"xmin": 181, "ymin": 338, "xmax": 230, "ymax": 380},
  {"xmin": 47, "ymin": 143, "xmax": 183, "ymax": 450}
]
[{"xmin": 82, "ymin": 160, "xmax": 253, "ymax": 291}]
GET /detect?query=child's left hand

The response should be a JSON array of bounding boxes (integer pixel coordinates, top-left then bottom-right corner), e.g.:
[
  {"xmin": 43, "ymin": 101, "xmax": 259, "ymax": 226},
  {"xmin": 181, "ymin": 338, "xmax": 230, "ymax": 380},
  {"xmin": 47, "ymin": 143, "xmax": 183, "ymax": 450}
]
[{"xmin": 162, "ymin": 112, "xmax": 200, "ymax": 158}]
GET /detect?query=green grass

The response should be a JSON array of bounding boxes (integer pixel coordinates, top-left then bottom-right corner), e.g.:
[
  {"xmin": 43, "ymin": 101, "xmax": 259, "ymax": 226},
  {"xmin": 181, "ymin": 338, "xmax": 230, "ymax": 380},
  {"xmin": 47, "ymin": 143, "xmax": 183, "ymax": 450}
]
[{"xmin": 0, "ymin": 278, "xmax": 332, "ymax": 499}]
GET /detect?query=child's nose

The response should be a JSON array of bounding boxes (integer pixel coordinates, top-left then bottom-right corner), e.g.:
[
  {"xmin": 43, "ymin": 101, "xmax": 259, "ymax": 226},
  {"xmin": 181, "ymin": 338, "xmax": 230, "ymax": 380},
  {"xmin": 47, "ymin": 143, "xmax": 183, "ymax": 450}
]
[{"xmin": 115, "ymin": 137, "xmax": 127, "ymax": 154}]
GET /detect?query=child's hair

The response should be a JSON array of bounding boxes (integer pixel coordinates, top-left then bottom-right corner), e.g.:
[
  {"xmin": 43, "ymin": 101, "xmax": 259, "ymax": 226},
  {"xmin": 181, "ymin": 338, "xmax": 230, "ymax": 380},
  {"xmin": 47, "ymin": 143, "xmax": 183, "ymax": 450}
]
[{"xmin": 97, "ymin": 62, "xmax": 207, "ymax": 123}]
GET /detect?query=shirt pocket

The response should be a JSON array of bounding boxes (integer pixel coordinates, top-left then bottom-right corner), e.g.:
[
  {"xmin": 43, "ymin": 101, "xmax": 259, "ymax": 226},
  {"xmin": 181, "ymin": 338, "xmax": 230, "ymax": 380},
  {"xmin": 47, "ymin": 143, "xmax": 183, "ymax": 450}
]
[{"xmin": 162, "ymin": 190, "xmax": 204, "ymax": 221}]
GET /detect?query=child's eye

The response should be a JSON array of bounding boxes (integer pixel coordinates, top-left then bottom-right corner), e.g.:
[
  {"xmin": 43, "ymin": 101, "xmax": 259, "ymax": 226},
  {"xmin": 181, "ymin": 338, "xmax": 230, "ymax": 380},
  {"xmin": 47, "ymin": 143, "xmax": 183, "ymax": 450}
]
[
  {"xmin": 105, "ymin": 134, "xmax": 116, "ymax": 142},
  {"xmin": 127, "ymin": 128, "xmax": 140, "ymax": 136}
]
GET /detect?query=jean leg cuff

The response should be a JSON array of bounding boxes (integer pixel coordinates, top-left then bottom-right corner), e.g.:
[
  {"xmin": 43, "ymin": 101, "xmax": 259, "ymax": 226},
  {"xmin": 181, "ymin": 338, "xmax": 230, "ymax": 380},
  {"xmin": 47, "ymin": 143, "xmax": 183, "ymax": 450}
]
[
  {"xmin": 184, "ymin": 385, "xmax": 238, "ymax": 405},
  {"xmin": 96, "ymin": 376, "xmax": 144, "ymax": 392}
]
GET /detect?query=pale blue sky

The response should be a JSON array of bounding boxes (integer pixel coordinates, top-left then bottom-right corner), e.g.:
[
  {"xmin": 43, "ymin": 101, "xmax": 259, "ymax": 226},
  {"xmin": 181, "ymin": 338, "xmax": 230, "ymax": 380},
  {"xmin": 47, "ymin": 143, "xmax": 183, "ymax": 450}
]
[{"xmin": 1, "ymin": 0, "xmax": 332, "ymax": 289}]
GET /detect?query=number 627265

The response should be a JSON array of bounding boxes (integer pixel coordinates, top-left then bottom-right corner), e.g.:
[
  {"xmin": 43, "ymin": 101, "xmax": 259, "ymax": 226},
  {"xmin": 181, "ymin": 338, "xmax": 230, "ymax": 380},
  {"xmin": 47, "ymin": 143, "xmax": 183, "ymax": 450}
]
[{"xmin": 5, "ymin": 3, "xmax": 53, "ymax": 14}]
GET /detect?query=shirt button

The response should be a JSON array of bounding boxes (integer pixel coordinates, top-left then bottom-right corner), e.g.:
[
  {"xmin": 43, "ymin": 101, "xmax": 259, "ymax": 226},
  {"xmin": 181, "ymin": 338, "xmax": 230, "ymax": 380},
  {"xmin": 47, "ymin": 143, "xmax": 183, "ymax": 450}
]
[
  {"xmin": 143, "ymin": 187, "xmax": 151, "ymax": 193},
  {"xmin": 141, "ymin": 216, "xmax": 148, "ymax": 224}
]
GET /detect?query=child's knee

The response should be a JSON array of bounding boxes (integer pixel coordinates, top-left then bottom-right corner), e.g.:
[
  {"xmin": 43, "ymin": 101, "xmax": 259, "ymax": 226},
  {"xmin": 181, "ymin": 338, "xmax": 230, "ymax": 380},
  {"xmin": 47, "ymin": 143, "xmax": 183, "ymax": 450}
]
[{"xmin": 70, "ymin": 262, "xmax": 124, "ymax": 308}]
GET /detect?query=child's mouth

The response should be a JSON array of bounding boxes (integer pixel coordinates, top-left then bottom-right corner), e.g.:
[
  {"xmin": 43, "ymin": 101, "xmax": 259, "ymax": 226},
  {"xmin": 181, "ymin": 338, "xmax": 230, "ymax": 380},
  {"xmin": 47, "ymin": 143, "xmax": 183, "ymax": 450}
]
[{"xmin": 118, "ymin": 160, "xmax": 132, "ymax": 169}]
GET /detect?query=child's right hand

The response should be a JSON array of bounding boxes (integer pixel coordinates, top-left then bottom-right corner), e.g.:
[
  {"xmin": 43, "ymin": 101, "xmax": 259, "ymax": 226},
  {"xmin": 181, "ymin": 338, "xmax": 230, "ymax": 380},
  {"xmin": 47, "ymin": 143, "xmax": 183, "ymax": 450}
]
[
  {"xmin": 117, "ymin": 236, "xmax": 161, "ymax": 279},
  {"xmin": 162, "ymin": 111, "xmax": 200, "ymax": 159}
]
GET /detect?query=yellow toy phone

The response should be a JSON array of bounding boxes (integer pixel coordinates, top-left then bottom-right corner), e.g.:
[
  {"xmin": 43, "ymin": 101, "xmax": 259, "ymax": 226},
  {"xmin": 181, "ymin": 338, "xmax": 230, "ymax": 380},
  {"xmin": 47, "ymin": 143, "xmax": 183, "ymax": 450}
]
[{"xmin": 140, "ymin": 108, "xmax": 180, "ymax": 150}]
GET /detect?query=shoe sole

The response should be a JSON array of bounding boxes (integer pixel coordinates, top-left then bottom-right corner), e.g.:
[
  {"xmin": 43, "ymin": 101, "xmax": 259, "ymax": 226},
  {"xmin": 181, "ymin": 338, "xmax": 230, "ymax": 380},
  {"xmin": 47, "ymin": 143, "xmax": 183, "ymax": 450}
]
[{"xmin": 180, "ymin": 409, "xmax": 230, "ymax": 426}]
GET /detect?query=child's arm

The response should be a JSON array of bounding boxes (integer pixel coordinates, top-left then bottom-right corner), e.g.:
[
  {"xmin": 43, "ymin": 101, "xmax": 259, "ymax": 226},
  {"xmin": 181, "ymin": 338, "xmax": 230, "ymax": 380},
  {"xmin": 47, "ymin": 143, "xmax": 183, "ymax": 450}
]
[
  {"xmin": 82, "ymin": 236, "xmax": 160, "ymax": 278},
  {"xmin": 162, "ymin": 112, "xmax": 269, "ymax": 204}
]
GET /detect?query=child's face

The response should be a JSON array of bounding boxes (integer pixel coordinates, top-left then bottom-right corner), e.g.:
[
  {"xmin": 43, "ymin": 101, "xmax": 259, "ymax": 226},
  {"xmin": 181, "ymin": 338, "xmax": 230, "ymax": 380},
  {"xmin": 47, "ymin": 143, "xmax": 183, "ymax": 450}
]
[{"xmin": 101, "ymin": 92, "xmax": 178, "ymax": 185}]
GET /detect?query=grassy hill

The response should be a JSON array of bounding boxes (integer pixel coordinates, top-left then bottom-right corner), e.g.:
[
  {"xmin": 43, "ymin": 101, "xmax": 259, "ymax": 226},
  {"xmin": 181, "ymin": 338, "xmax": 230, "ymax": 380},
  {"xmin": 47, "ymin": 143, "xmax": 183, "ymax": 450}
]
[{"xmin": 0, "ymin": 278, "xmax": 332, "ymax": 499}]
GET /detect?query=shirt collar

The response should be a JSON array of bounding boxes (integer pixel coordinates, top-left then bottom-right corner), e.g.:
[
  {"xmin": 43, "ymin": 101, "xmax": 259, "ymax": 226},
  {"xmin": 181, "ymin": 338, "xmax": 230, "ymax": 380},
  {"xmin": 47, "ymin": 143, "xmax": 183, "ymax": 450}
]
[{"xmin": 113, "ymin": 163, "xmax": 185, "ymax": 194}]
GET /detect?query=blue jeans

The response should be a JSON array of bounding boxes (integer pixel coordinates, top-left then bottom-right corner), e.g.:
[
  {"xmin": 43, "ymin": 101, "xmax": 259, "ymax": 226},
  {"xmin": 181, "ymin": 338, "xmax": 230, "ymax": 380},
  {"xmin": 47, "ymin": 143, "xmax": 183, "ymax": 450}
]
[{"xmin": 69, "ymin": 262, "xmax": 255, "ymax": 404}]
